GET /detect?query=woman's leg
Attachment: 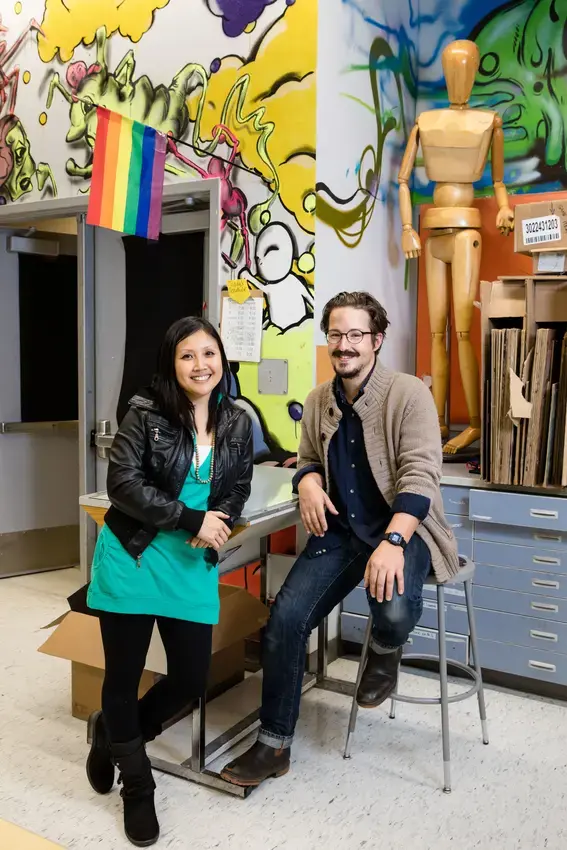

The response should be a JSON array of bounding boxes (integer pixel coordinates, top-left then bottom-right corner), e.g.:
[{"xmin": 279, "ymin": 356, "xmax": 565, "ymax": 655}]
[
  {"xmin": 99, "ymin": 611, "xmax": 155, "ymax": 743},
  {"xmin": 138, "ymin": 617, "xmax": 213, "ymax": 739},
  {"xmin": 98, "ymin": 612, "xmax": 160, "ymax": 847}
]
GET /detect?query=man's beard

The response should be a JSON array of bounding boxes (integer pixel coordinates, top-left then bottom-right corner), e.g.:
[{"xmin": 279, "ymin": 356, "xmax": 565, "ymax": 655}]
[{"xmin": 332, "ymin": 351, "xmax": 364, "ymax": 379}]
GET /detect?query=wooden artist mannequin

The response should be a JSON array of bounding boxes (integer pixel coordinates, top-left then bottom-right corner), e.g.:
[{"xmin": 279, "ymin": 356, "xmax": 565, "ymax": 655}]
[{"xmin": 399, "ymin": 39, "xmax": 514, "ymax": 455}]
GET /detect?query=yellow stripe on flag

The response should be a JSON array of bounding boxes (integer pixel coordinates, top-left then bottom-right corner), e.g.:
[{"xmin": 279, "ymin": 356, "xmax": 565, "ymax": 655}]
[{"xmin": 112, "ymin": 115, "xmax": 133, "ymax": 232}]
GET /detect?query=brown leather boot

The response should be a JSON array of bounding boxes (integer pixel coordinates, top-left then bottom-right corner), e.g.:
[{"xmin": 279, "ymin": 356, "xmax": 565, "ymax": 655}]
[
  {"xmin": 221, "ymin": 741, "xmax": 290, "ymax": 787},
  {"xmin": 356, "ymin": 646, "xmax": 403, "ymax": 708}
]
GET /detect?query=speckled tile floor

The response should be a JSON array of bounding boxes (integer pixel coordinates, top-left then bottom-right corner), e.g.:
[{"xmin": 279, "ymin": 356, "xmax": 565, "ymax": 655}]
[{"xmin": 1, "ymin": 569, "xmax": 566, "ymax": 850}]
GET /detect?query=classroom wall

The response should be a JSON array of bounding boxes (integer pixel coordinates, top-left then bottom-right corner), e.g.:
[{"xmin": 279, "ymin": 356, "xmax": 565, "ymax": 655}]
[{"xmin": 315, "ymin": 0, "xmax": 419, "ymax": 380}]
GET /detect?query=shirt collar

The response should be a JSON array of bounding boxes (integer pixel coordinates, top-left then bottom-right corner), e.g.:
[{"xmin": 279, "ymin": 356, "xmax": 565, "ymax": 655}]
[{"xmin": 334, "ymin": 358, "xmax": 376, "ymax": 406}]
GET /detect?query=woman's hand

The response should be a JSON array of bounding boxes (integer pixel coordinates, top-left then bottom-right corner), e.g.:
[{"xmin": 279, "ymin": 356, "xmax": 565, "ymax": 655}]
[
  {"xmin": 189, "ymin": 537, "xmax": 211, "ymax": 549},
  {"xmin": 192, "ymin": 511, "xmax": 231, "ymax": 551}
]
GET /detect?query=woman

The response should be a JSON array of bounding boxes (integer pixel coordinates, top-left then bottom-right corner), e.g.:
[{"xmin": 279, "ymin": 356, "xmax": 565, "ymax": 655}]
[{"xmin": 85, "ymin": 317, "xmax": 253, "ymax": 847}]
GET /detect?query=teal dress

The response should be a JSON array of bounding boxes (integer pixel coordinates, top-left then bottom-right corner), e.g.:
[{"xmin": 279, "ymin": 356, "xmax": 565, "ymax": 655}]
[{"xmin": 88, "ymin": 450, "xmax": 219, "ymax": 624}]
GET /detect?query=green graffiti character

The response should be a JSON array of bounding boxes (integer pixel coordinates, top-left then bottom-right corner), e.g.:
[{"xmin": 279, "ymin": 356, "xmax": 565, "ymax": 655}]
[
  {"xmin": 0, "ymin": 115, "xmax": 56, "ymax": 203},
  {"xmin": 470, "ymin": 0, "xmax": 567, "ymax": 178},
  {"xmin": 46, "ymin": 26, "xmax": 212, "ymax": 180}
]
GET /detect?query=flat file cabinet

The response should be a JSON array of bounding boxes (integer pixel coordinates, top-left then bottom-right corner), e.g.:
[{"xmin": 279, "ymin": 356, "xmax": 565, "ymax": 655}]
[{"xmin": 340, "ymin": 466, "xmax": 567, "ymax": 695}]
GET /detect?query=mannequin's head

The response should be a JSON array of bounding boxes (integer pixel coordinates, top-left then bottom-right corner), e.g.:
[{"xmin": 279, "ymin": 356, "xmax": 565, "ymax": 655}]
[{"xmin": 442, "ymin": 40, "xmax": 479, "ymax": 107}]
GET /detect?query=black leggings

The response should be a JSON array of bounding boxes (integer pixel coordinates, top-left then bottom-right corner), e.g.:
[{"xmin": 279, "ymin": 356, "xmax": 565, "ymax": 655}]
[{"xmin": 99, "ymin": 611, "xmax": 213, "ymax": 744}]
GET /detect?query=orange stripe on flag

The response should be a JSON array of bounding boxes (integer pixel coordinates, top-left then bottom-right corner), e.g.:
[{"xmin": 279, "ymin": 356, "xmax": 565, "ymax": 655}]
[{"xmin": 99, "ymin": 112, "xmax": 122, "ymax": 229}]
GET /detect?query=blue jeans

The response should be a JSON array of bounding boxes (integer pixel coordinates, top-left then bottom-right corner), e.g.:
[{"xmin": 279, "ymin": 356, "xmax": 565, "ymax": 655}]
[{"xmin": 258, "ymin": 530, "xmax": 432, "ymax": 749}]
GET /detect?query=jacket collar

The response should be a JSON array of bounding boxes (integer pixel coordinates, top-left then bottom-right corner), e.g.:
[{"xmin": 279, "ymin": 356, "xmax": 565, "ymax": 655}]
[{"xmin": 321, "ymin": 358, "xmax": 394, "ymax": 431}]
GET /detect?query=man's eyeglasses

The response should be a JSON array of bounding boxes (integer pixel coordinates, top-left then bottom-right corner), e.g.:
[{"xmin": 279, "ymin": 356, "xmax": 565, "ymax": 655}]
[{"xmin": 326, "ymin": 330, "xmax": 373, "ymax": 345}]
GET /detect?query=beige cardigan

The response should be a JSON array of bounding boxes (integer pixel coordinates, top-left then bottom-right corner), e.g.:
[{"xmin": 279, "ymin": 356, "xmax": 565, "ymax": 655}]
[{"xmin": 297, "ymin": 359, "xmax": 459, "ymax": 583}]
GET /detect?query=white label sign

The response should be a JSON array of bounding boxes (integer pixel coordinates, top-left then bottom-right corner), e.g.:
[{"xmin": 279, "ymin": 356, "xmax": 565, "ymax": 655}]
[{"xmin": 522, "ymin": 214, "xmax": 562, "ymax": 246}]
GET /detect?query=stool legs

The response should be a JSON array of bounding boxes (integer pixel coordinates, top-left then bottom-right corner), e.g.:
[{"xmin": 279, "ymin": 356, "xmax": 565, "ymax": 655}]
[
  {"xmin": 437, "ymin": 584, "xmax": 451, "ymax": 793},
  {"xmin": 464, "ymin": 579, "xmax": 489, "ymax": 745},
  {"xmin": 343, "ymin": 615, "xmax": 373, "ymax": 759}
]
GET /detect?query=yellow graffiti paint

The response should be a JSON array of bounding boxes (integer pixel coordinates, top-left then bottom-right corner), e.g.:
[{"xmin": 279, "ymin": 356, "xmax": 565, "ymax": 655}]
[
  {"xmin": 22, "ymin": 70, "xmax": 31, "ymax": 84},
  {"xmin": 38, "ymin": 112, "xmax": 47, "ymax": 125},
  {"xmin": 189, "ymin": 0, "xmax": 317, "ymax": 236},
  {"xmin": 238, "ymin": 323, "xmax": 312, "ymax": 452},
  {"xmin": 38, "ymin": 0, "xmax": 170, "ymax": 63}
]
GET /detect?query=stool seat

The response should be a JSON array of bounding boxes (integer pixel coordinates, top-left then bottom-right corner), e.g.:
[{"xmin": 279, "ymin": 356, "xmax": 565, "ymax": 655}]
[
  {"xmin": 425, "ymin": 555, "xmax": 475, "ymax": 586},
  {"xmin": 343, "ymin": 555, "xmax": 488, "ymax": 793}
]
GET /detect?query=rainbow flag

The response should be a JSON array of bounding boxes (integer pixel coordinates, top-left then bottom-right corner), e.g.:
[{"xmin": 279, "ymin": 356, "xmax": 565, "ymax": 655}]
[{"xmin": 87, "ymin": 107, "xmax": 167, "ymax": 241}]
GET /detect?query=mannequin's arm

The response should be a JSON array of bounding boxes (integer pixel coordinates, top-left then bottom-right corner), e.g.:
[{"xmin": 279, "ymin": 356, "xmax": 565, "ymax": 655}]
[
  {"xmin": 492, "ymin": 114, "xmax": 514, "ymax": 234},
  {"xmin": 398, "ymin": 123, "xmax": 419, "ymax": 229},
  {"xmin": 398, "ymin": 123, "xmax": 421, "ymax": 258}
]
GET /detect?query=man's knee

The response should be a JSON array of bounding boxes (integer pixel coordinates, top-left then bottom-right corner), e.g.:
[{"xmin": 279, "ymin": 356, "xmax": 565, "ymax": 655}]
[
  {"xmin": 264, "ymin": 588, "xmax": 308, "ymax": 650},
  {"xmin": 371, "ymin": 593, "xmax": 418, "ymax": 647}
]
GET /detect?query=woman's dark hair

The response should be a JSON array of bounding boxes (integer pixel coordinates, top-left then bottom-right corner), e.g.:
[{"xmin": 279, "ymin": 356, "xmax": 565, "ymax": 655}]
[
  {"xmin": 320, "ymin": 291, "xmax": 390, "ymax": 338},
  {"xmin": 152, "ymin": 317, "xmax": 232, "ymax": 434}
]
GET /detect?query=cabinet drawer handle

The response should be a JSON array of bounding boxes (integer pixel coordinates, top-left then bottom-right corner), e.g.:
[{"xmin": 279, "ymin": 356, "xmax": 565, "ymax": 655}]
[
  {"xmin": 534, "ymin": 533, "xmax": 562, "ymax": 543},
  {"xmin": 532, "ymin": 579, "xmax": 560, "ymax": 590},
  {"xmin": 528, "ymin": 660, "xmax": 557, "ymax": 673},
  {"xmin": 533, "ymin": 556, "xmax": 560, "ymax": 566},
  {"xmin": 530, "ymin": 630, "xmax": 558, "ymax": 642},
  {"xmin": 530, "ymin": 602, "xmax": 559, "ymax": 613},
  {"xmin": 530, "ymin": 509, "xmax": 559, "ymax": 520},
  {"xmin": 472, "ymin": 515, "xmax": 492, "ymax": 521}
]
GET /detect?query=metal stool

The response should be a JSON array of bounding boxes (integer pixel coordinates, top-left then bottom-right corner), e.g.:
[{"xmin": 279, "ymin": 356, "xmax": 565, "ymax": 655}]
[{"xmin": 344, "ymin": 556, "xmax": 488, "ymax": 793}]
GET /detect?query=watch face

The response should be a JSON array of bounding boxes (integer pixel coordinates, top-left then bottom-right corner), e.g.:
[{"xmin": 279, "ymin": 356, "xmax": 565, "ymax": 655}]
[{"xmin": 388, "ymin": 532, "xmax": 404, "ymax": 546}]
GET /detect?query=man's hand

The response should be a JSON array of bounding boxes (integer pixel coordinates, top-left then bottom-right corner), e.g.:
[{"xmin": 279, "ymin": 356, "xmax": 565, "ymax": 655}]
[
  {"xmin": 298, "ymin": 473, "xmax": 338, "ymax": 537},
  {"xmin": 364, "ymin": 541, "xmax": 405, "ymax": 602}
]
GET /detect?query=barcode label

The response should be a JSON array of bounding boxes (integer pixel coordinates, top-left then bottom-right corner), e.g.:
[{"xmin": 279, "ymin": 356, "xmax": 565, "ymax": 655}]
[
  {"xmin": 525, "ymin": 232, "xmax": 561, "ymax": 245},
  {"xmin": 522, "ymin": 214, "xmax": 562, "ymax": 246}
]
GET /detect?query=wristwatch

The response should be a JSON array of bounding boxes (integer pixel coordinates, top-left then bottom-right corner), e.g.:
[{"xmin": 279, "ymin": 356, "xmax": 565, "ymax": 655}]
[{"xmin": 384, "ymin": 531, "xmax": 407, "ymax": 551}]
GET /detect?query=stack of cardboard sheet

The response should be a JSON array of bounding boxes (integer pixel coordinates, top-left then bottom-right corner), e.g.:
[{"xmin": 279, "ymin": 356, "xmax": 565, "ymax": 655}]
[{"xmin": 481, "ymin": 276, "xmax": 567, "ymax": 488}]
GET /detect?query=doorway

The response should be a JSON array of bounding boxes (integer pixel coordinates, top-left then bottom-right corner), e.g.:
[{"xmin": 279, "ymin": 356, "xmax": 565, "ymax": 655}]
[{"xmin": 0, "ymin": 220, "xmax": 80, "ymax": 578}]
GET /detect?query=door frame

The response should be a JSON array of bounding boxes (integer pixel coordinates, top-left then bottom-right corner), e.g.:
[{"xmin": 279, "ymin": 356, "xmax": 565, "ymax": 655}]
[{"xmin": 0, "ymin": 178, "xmax": 222, "ymax": 580}]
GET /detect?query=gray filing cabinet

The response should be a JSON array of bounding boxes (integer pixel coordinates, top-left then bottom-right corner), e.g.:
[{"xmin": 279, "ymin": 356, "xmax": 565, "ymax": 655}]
[{"xmin": 341, "ymin": 468, "xmax": 567, "ymax": 693}]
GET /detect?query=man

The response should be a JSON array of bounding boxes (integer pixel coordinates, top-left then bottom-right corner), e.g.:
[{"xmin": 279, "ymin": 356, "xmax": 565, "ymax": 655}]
[{"xmin": 222, "ymin": 291, "xmax": 459, "ymax": 787}]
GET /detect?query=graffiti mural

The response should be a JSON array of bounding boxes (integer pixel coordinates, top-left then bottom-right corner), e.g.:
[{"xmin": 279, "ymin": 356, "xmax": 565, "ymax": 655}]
[
  {"xmin": 415, "ymin": 0, "xmax": 567, "ymax": 196},
  {"xmin": 2, "ymin": 0, "xmax": 315, "ymax": 458},
  {"xmin": 0, "ymin": 12, "xmax": 56, "ymax": 203},
  {"xmin": 205, "ymin": 0, "xmax": 282, "ymax": 37},
  {"xmin": 316, "ymin": 35, "xmax": 410, "ymax": 250}
]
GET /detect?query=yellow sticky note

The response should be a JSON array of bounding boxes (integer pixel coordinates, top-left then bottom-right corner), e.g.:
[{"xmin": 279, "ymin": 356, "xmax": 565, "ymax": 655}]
[{"xmin": 227, "ymin": 278, "xmax": 251, "ymax": 304}]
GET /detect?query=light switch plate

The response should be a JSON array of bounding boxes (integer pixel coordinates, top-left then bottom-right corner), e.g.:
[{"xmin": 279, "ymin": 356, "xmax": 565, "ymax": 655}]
[{"xmin": 258, "ymin": 359, "xmax": 288, "ymax": 395}]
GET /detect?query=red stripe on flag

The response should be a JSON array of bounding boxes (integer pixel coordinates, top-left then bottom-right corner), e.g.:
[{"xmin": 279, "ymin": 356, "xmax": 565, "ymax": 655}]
[{"xmin": 86, "ymin": 108, "xmax": 110, "ymax": 227}]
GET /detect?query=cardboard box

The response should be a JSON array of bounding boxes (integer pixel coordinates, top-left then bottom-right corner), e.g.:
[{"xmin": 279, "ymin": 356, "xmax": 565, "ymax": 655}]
[
  {"xmin": 0, "ymin": 820, "xmax": 63, "ymax": 849},
  {"xmin": 39, "ymin": 584, "xmax": 269, "ymax": 720},
  {"xmin": 514, "ymin": 199, "xmax": 567, "ymax": 254},
  {"xmin": 532, "ymin": 251, "xmax": 567, "ymax": 275}
]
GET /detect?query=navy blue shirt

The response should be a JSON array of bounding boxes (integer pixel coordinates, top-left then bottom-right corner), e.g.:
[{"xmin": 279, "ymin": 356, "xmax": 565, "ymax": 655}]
[
  {"xmin": 326, "ymin": 378, "xmax": 392, "ymax": 549},
  {"xmin": 293, "ymin": 366, "xmax": 430, "ymax": 550}
]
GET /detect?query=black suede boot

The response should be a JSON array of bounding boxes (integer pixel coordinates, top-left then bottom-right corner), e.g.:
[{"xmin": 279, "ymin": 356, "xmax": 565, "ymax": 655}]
[
  {"xmin": 356, "ymin": 646, "xmax": 403, "ymax": 708},
  {"xmin": 221, "ymin": 741, "xmax": 290, "ymax": 787},
  {"xmin": 112, "ymin": 737, "xmax": 159, "ymax": 847},
  {"xmin": 86, "ymin": 710, "xmax": 115, "ymax": 794}
]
